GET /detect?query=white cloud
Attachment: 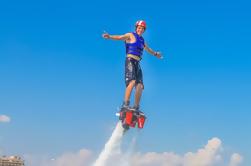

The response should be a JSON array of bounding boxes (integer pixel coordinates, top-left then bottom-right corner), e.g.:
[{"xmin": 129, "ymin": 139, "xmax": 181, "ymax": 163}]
[
  {"xmin": 229, "ymin": 153, "xmax": 243, "ymax": 166},
  {"xmin": 0, "ymin": 115, "xmax": 11, "ymax": 123},
  {"xmin": 183, "ymin": 137, "xmax": 222, "ymax": 166},
  {"xmin": 129, "ymin": 137, "xmax": 222, "ymax": 166},
  {"xmin": 131, "ymin": 152, "xmax": 182, "ymax": 166},
  {"xmin": 24, "ymin": 149, "xmax": 93, "ymax": 166},
  {"xmin": 53, "ymin": 149, "xmax": 92, "ymax": 166},
  {"xmin": 24, "ymin": 138, "xmax": 243, "ymax": 166}
]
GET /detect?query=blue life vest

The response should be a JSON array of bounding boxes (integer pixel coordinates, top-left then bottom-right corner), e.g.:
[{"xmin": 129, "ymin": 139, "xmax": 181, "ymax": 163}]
[{"xmin": 125, "ymin": 32, "xmax": 145, "ymax": 60}]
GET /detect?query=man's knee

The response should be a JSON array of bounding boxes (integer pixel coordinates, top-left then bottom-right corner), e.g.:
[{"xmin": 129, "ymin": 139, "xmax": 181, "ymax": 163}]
[
  {"xmin": 126, "ymin": 80, "xmax": 136, "ymax": 87},
  {"xmin": 137, "ymin": 83, "xmax": 144, "ymax": 90}
]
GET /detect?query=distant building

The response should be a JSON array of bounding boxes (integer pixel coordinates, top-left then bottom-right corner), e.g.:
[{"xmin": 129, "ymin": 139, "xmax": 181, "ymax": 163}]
[{"xmin": 0, "ymin": 156, "xmax": 24, "ymax": 166}]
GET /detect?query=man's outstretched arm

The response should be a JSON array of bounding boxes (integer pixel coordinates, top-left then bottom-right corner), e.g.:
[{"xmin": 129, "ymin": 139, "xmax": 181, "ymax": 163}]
[
  {"xmin": 102, "ymin": 32, "xmax": 131, "ymax": 41},
  {"xmin": 144, "ymin": 43, "xmax": 163, "ymax": 59}
]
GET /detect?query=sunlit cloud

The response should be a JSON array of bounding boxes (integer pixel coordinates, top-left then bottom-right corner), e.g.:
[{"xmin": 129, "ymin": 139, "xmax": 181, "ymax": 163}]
[
  {"xmin": 24, "ymin": 137, "xmax": 243, "ymax": 166},
  {"xmin": 229, "ymin": 153, "xmax": 243, "ymax": 166},
  {"xmin": 0, "ymin": 115, "xmax": 11, "ymax": 123},
  {"xmin": 24, "ymin": 149, "xmax": 93, "ymax": 166}
]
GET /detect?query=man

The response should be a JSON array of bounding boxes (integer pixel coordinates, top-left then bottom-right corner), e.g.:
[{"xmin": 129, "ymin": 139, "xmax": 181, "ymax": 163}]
[{"xmin": 102, "ymin": 20, "xmax": 162, "ymax": 112}]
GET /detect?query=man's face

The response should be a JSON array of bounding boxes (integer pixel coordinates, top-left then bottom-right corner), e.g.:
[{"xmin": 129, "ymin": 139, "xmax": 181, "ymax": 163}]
[{"xmin": 136, "ymin": 26, "xmax": 145, "ymax": 36}]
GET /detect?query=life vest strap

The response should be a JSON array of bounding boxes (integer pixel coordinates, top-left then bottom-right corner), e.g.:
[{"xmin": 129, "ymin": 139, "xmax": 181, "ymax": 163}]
[{"xmin": 127, "ymin": 54, "xmax": 141, "ymax": 61}]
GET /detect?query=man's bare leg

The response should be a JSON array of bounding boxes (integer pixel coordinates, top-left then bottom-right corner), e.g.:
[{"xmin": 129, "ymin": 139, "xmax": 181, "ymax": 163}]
[
  {"xmin": 134, "ymin": 83, "xmax": 143, "ymax": 110},
  {"xmin": 123, "ymin": 80, "xmax": 136, "ymax": 106}
]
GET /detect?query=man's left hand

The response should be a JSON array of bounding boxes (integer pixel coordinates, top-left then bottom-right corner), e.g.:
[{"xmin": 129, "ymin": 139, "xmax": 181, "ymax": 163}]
[{"xmin": 155, "ymin": 51, "xmax": 163, "ymax": 59}]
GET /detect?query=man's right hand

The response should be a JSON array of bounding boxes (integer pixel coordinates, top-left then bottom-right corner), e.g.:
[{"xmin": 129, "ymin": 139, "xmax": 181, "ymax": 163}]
[{"xmin": 102, "ymin": 32, "xmax": 110, "ymax": 39}]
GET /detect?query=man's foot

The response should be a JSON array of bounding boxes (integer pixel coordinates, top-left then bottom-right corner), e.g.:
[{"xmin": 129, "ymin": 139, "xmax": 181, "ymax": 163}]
[
  {"xmin": 132, "ymin": 105, "xmax": 140, "ymax": 111},
  {"xmin": 118, "ymin": 101, "xmax": 131, "ymax": 120},
  {"xmin": 132, "ymin": 105, "xmax": 141, "ymax": 114},
  {"xmin": 120, "ymin": 101, "xmax": 130, "ymax": 111},
  {"xmin": 132, "ymin": 105, "xmax": 145, "ymax": 116}
]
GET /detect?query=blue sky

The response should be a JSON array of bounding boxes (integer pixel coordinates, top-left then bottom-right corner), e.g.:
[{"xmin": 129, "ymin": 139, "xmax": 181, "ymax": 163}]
[{"xmin": 0, "ymin": 0, "xmax": 250, "ymax": 165}]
